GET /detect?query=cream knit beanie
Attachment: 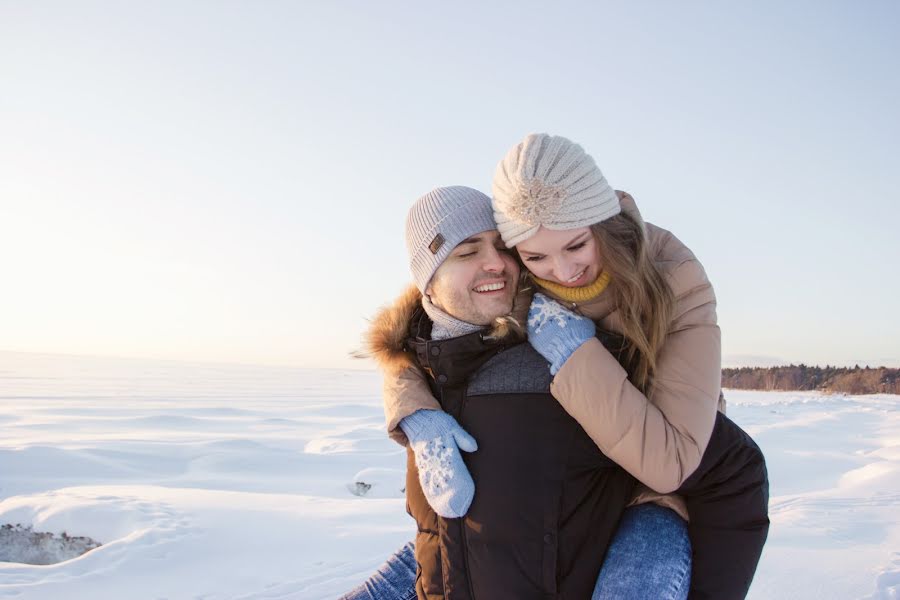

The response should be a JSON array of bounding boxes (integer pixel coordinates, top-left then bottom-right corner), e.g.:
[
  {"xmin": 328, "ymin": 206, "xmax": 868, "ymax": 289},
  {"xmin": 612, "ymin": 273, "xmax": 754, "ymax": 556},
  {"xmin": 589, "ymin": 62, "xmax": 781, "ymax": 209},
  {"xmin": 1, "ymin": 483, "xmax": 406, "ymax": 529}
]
[{"xmin": 492, "ymin": 133, "xmax": 620, "ymax": 247}]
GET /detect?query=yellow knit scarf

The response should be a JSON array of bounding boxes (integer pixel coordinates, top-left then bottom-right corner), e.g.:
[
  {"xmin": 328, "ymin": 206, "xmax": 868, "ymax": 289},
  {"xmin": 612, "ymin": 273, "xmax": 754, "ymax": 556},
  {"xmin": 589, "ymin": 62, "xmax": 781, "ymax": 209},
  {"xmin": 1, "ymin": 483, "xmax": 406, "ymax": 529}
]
[{"xmin": 532, "ymin": 270, "xmax": 611, "ymax": 303}]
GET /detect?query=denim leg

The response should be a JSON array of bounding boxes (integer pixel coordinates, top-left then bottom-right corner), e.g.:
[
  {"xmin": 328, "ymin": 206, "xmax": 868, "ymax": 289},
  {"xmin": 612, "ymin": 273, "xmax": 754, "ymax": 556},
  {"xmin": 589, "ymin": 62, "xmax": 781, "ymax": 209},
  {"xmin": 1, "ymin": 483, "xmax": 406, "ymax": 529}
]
[
  {"xmin": 592, "ymin": 504, "xmax": 692, "ymax": 600},
  {"xmin": 338, "ymin": 541, "xmax": 418, "ymax": 600}
]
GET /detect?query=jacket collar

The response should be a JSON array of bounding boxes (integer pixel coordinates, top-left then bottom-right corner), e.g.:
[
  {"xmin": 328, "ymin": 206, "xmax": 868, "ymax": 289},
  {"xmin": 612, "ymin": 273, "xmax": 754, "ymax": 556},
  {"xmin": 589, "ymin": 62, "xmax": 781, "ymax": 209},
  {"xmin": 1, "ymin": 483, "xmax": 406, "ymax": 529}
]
[
  {"xmin": 360, "ymin": 283, "xmax": 525, "ymax": 378},
  {"xmin": 405, "ymin": 308, "xmax": 510, "ymax": 387}
]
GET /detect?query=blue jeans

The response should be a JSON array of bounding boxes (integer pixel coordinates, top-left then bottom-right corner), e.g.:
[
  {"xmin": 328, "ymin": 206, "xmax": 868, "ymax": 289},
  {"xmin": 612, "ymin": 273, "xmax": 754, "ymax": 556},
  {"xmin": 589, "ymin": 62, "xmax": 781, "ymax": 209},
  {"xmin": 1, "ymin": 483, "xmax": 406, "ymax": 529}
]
[
  {"xmin": 592, "ymin": 504, "xmax": 691, "ymax": 600},
  {"xmin": 338, "ymin": 541, "xmax": 417, "ymax": 600},
  {"xmin": 340, "ymin": 505, "xmax": 690, "ymax": 600}
]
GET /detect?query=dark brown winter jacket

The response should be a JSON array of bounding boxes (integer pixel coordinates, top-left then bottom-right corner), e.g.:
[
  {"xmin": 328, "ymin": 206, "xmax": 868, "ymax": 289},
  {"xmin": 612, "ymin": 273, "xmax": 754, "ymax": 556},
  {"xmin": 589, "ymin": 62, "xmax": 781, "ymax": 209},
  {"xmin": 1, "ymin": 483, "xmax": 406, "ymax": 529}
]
[{"xmin": 368, "ymin": 290, "xmax": 635, "ymax": 599}]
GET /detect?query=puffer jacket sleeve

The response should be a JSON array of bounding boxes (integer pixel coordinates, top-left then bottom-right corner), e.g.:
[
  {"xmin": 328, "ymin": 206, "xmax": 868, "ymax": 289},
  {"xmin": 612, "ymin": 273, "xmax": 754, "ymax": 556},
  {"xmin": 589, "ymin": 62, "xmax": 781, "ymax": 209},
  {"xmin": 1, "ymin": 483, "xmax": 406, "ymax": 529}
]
[
  {"xmin": 550, "ymin": 257, "xmax": 721, "ymax": 494},
  {"xmin": 384, "ymin": 365, "xmax": 441, "ymax": 446}
]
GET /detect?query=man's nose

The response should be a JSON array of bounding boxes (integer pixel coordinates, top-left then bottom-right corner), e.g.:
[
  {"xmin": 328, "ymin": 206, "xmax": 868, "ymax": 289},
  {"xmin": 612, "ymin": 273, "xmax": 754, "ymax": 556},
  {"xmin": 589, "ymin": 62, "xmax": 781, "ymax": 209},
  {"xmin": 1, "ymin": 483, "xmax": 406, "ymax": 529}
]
[{"xmin": 482, "ymin": 246, "xmax": 506, "ymax": 272}]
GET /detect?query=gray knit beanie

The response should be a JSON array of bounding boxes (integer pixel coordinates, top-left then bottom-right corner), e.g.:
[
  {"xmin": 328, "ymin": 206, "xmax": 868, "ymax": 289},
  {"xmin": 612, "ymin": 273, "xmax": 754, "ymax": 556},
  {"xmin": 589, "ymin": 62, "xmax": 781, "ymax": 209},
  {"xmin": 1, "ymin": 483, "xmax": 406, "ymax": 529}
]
[
  {"xmin": 492, "ymin": 133, "xmax": 621, "ymax": 247},
  {"xmin": 405, "ymin": 186, "xmax": 497, "ymax": 292}
]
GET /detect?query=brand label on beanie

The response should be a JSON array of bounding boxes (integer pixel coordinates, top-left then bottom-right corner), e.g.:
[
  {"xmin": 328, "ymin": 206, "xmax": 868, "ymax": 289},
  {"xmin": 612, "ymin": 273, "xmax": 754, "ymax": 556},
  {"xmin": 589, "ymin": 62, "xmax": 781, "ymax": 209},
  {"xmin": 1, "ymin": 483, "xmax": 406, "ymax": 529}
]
[{"xmin": 429, "ymin": 233, "xmax": 445, "ymax": 255}]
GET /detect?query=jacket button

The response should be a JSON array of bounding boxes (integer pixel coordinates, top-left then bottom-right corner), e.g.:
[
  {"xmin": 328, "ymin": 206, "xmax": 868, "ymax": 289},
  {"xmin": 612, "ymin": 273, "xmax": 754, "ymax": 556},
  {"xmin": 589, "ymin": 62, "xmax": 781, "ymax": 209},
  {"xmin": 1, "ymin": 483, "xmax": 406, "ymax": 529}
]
[
  {"xmin": 437, "ymin": 374, "xmax": 448, "ymax": 383},
  {"xmin": 543, "ymin": 533, "xmax": 553, "ymax": 544},
  {"xmin": 430, "ymin": 346, "xmax": 440, "ymax": 356}
]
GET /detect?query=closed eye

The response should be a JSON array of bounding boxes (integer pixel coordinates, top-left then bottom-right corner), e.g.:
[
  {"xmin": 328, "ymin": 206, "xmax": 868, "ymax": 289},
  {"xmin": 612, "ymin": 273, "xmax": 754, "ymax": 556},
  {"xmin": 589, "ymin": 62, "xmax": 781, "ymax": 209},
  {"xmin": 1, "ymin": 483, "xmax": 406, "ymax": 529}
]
[{"xmin": 567, "ymin": 242, "xmax": 587, "ymax": 252}]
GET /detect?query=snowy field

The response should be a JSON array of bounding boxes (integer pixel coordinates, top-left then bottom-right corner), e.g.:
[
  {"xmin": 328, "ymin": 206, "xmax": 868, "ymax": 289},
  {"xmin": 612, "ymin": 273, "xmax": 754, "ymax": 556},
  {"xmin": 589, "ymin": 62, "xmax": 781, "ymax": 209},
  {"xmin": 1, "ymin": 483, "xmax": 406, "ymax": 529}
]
[{"xmin": 1, "ymin": 351, "xmax": 898, "ymax": 599}]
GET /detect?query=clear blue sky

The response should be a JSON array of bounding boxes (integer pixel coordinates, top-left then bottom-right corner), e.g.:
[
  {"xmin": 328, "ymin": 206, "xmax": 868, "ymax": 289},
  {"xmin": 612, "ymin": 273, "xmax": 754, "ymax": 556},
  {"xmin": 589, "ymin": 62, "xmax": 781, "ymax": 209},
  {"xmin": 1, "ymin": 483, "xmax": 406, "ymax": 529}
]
[{"xmin": 1, "ymin": 1, "xmax": 897, "ymax": 368}]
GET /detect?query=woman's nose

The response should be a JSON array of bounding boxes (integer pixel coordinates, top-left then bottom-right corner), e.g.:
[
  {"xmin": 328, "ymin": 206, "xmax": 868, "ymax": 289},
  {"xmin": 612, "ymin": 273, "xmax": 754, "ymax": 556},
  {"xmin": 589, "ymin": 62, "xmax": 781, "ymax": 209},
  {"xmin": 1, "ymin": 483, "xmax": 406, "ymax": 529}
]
[{"xmin": 554, "ymin": 257, "xmax": 577, "ymax": 281}]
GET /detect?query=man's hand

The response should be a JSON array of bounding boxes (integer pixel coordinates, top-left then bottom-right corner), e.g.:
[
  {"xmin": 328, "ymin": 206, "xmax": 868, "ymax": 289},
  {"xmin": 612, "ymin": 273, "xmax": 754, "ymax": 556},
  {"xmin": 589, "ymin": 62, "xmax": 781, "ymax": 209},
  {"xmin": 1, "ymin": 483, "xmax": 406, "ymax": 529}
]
[
  {"xmin": 527, "ymin": 293, "xmax": 596, "ymax": 374},
  {"xmin": 399, "ymin": 409, "xmax": 477, "ymax": 518}
]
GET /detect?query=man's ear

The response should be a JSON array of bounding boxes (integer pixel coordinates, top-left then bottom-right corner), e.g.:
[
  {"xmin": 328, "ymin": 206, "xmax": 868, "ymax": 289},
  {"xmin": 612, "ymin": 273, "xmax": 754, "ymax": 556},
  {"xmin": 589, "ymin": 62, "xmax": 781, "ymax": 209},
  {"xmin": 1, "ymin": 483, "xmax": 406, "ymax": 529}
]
[{"xmin": 424, "ymin": 282, "xmax": 442, "ymax": 311}]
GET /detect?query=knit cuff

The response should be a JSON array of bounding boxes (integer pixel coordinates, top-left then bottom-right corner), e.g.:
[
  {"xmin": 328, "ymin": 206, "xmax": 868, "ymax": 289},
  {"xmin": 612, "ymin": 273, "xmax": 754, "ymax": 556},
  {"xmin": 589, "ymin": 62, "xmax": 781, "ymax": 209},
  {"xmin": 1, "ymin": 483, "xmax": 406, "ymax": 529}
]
[
  {"xmin": 549, "ymin": 333, "xmax": 593, "ymax": 375},
  {"xmin": 398, "ymin": 409, "xmax": 437, "ymax": 441}
]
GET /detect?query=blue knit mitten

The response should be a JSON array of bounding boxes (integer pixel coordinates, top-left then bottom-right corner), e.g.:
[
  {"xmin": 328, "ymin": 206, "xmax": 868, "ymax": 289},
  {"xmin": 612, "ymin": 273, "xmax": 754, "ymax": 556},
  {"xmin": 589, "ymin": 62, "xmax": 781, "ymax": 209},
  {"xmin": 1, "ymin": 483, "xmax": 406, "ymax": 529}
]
[
  {"xmin": 399, "ymin": 409, "xmax": 478, "ymax": 518},
  {"xmin": 527, "ymin": 292, "xmax": 596, "ymax": 375}
]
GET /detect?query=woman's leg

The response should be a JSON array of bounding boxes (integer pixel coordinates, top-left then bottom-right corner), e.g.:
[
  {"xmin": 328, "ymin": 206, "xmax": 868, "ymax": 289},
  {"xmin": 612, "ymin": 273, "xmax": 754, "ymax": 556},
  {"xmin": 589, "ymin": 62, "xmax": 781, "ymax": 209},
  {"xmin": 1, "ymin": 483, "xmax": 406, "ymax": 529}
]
[
  {"xmin": 338, "ymin": 541, "xmax": 417, "ymax": 600},
  {"xmin": 592, "ymin": 504, "xmax": 692, "ymax": 600},
  {"xmin": 675, "ymin": 411, "xmax": 769, "ymax": 599}
]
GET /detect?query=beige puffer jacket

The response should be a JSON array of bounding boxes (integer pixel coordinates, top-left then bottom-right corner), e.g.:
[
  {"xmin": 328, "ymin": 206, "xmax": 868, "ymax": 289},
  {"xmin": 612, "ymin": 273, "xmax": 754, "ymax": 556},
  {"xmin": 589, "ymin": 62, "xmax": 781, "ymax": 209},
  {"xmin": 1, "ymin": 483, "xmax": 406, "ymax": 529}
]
[{"xmin": 375, "ymin": 192, "xmax": 723, "ymax": 520}]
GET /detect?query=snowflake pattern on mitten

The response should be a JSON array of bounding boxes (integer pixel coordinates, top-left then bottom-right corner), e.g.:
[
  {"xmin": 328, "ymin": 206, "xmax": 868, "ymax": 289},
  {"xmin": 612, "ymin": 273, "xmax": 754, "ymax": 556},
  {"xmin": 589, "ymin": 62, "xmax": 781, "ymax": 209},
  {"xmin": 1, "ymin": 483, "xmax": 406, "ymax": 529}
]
[
  {"xmin": 399, "ymin": 409, "xmax": 476, "ymax": 517},
  {"xmin": 528, "ymin": 293, "xmax": 577, "ymax": 333},
  {"xmin": 527, "ymin": 293, "xmax": 596, "ymax": 374},
  {"xmin": 414, "ymin": 436, "xmax": 456, "ymax": 494}
]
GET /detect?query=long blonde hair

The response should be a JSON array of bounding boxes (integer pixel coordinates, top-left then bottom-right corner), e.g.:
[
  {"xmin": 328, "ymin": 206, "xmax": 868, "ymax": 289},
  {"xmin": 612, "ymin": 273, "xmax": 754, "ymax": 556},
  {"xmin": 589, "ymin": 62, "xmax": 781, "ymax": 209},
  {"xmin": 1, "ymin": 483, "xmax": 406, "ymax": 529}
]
[{"xmin": 590, "ymin": 212, "xmax": 675, "ymax": 394}]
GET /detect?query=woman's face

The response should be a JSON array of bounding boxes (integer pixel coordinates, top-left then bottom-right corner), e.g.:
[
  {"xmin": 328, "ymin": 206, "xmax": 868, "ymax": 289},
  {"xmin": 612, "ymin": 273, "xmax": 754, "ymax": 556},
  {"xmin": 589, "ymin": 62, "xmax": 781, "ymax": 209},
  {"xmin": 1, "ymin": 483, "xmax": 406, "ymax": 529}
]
[{"xmin": 516, "ymin": 226, "xmax": 602, "ymax": 287}]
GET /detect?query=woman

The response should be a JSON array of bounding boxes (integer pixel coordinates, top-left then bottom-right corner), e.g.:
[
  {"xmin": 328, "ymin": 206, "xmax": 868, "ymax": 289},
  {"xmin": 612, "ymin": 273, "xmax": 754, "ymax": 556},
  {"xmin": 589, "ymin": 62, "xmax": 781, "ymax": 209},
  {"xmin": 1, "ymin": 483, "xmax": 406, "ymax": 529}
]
[
  {"xmin": 492, "ymin": 132, "xmax": 722, "ymax": 522},
  {"xmin": 346, "ymin": 134, "xmax": 767, "ymax": 599},
  {"xmin": 491, "ymin": 133, "xmax": 769, "ymax": 599}
]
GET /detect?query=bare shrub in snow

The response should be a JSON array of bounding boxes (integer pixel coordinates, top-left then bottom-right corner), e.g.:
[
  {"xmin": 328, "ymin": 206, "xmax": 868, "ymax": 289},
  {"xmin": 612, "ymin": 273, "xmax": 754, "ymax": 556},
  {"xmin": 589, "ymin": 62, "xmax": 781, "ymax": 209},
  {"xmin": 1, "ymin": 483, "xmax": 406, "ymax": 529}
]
[{"xmin": 0, "ymin": 523, "xmax": 102, "ymax": 565}]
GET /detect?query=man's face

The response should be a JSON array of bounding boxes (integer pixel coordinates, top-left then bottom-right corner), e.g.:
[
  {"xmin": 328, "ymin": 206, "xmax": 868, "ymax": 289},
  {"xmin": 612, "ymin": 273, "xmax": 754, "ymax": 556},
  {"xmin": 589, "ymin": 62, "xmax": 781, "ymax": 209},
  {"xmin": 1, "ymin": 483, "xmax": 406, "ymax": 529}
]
[{"xmin": 425, "ymin": 230, "xmax": 519, "ymax": 325}]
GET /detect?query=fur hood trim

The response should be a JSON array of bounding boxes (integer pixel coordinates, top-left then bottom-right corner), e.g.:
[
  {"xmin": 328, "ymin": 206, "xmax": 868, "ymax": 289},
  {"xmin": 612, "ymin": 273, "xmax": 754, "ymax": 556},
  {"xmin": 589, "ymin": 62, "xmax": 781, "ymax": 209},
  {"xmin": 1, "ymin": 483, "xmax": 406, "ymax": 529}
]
[
  {"xmin": 358, "ymin": 284, "xmax": 422, "ymax": 375},
  {"xmin": 358, "ymin": 284, "xmax": 524, "ymax": 375}
]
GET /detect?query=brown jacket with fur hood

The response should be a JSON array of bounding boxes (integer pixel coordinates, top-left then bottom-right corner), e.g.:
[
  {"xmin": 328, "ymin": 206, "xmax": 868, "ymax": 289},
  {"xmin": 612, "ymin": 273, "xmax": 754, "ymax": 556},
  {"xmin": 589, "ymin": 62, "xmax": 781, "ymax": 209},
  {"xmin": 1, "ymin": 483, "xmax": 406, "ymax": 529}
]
[{"xmin": 370, "ymin": 192, "xmax": 722, "ymax": 521}]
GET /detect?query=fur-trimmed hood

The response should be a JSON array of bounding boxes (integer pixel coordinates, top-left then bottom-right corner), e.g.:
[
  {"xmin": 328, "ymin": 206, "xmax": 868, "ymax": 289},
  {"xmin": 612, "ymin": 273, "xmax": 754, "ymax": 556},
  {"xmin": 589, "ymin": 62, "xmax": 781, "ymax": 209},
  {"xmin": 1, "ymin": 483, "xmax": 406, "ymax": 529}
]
[
  {"xmin": 359, "ymin": 284, "xmax": 525, "ymax": 376},
  {"xmin": 358, "ymin": 284, "xmax": 422, "ymax": 376}
]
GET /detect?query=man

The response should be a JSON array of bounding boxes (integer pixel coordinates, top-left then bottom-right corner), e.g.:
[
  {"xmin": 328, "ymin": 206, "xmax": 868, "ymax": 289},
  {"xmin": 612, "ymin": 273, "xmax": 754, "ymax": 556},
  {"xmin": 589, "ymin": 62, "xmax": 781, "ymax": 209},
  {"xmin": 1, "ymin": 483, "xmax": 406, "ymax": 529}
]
[{"xmin": 353, "ymin": 186, "xmax": 637, "ymax": 599}]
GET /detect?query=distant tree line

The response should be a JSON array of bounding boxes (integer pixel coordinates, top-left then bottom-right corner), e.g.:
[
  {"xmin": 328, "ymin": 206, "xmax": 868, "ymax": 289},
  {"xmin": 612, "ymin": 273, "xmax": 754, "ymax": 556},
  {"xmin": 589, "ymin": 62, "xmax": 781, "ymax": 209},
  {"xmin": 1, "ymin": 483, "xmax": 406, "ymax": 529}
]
[{"xmin": 722, "ymin": 365, "xmax": 900, "ymax": 395}]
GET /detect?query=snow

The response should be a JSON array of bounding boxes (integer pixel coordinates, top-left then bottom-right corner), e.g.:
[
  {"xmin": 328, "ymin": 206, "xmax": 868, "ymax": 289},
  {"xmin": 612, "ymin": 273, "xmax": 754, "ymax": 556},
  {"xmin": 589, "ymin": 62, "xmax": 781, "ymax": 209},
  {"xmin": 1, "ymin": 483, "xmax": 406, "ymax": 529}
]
[{"xmin": 1, "ymin": 352, "xmax": 899, "ymax": 599}]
